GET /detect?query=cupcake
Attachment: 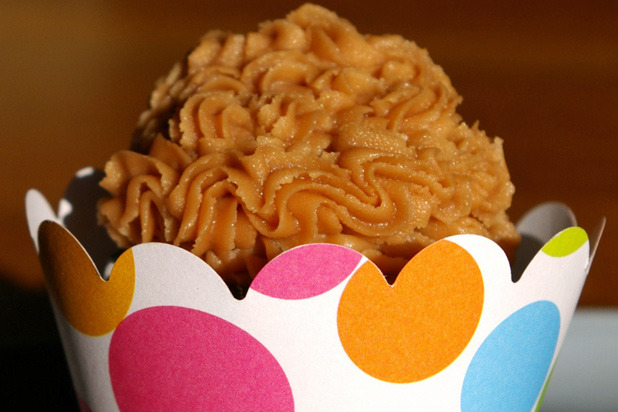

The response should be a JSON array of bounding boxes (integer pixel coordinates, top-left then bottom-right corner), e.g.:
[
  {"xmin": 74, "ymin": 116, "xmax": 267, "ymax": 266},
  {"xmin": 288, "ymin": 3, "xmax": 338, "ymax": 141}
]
[{"xmin": 26, "ymin": 4, "xmax": 602, "ymax": 411}]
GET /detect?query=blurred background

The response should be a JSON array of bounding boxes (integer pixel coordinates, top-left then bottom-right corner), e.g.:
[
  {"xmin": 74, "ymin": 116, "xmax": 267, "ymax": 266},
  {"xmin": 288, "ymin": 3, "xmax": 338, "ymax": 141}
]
[{"xmin": 1, "ymin": 0, "xmax": 616, "ymax": 409}]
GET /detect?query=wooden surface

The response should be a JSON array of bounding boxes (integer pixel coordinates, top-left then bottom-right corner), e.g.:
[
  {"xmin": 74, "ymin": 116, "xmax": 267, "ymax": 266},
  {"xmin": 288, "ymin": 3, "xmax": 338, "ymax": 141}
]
[{"xmin": 1, "ymin": 0, "xmax": 616, "ymax": 307}]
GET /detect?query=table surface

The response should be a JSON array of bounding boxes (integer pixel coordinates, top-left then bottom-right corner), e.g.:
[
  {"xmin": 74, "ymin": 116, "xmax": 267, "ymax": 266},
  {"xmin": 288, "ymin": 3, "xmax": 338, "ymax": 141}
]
[{"xmin": 1, "ymin": 0, "xmax": 616, "ymax": 305}]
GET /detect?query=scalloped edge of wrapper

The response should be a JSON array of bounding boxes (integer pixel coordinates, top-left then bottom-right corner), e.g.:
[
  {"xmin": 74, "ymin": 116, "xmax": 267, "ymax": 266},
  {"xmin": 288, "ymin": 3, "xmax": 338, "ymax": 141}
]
[{"xmin": 26, "ymin": 167, "xmax": 604, "ymax": 412}]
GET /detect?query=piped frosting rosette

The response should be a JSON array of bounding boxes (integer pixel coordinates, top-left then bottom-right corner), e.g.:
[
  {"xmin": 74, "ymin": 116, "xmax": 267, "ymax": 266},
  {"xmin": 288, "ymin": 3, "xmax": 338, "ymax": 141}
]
[
  {"xmin": 26, "ymin": 169, "xmax": 603, "ymax": 411},
  {"xmin": 98, "ymin": 4, "xmax": 520, "ymax": 291}
]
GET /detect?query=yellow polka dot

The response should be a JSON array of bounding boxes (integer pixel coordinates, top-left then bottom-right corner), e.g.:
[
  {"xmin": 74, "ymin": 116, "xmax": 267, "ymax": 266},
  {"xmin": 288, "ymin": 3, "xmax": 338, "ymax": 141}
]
[
  {"xmin": 541, "ymin": 227, "xmax": 588, "ymax": 257},
  {"xmin": 38, "ymin": 221, "xmax": 134, "ymax": 336},
  {"xmin": 337, "ymin": 240, "xmax": 484, "ymax": 383}
]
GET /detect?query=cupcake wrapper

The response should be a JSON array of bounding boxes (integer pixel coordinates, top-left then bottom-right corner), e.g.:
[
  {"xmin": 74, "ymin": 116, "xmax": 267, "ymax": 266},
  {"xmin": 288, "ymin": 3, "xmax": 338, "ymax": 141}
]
[{"xmin": 26, "ymin": 167, "xmax": 604, "ymax": 411}]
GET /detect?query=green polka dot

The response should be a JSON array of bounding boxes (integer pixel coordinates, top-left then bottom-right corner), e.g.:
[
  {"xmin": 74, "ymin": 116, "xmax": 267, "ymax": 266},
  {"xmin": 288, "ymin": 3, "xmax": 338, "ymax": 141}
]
[
  {"xmin": 541, "ymin": 227, "xmax": 588, "ymax": 257},
  {"xmin": 535, "ymin": 364, "xmax": 555, "ymax": 411}
]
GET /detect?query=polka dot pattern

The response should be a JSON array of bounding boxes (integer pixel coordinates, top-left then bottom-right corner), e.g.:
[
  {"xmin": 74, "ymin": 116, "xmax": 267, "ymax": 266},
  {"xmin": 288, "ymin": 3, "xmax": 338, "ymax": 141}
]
[
  {"xmin": 38, "ymin": 221, "xmax": 134, "ymax": 336},
  {"xmin": 461, "ymin": 301, "xmax": 560, "ymax": 412},
  {"xmin": 251, "ymin": 243, "xmax": 362, "ymax": 299},
  {"xmin": 27, "ymin": 176, "xmax": 596, "ymax": 410},
  {"xmin": 31, "ymin": 212, "xmax": 590, "ymax": 409},
  {"xmin": 109, "ymin": 306, "xmax": 294, "ymax": 411},
  {"xmin": 337, "ymin": 240, "xmax": 484, "ymax": 383},
  {"xmin": 542, "ymin": 227, "xmax": 588, "ymax": 257}
]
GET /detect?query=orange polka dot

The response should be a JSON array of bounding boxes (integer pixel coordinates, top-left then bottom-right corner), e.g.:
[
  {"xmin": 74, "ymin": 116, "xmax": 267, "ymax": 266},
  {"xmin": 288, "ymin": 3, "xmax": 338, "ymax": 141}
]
[
  {"xmin": 38, "ymin": 221, "xmax": 135, "ymax": 336},
  {"xmin": 337, "ymin": 240, "xmax": 484, "ymax": 383}
]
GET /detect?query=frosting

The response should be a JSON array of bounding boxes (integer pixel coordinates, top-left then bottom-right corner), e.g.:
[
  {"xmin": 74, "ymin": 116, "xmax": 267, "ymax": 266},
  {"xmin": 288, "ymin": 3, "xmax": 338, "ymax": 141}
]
[{"xmin": 98, "ymin": 4, "xmax": 519, "ymax": 289}]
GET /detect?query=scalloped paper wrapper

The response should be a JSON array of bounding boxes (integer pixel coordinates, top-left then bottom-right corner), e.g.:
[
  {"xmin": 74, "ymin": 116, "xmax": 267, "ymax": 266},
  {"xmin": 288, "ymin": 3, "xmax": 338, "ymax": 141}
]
[{"xmin": 26, "ymin": 167, "xmax": 604, "ymax": 411}]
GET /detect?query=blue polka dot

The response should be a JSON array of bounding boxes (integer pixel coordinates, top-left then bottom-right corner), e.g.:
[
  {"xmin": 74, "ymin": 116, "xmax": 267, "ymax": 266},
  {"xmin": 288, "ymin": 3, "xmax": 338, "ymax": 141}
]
[{"xmin": 461, "ymin": 301, "xmax": 560, "ymax": 412}]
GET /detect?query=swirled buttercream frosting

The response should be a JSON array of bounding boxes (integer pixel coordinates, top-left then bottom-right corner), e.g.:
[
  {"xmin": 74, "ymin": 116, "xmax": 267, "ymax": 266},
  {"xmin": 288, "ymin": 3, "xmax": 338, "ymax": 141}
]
[{"xmin": 98, "ymin": 4, "xmax": 520, "ymax": 290}]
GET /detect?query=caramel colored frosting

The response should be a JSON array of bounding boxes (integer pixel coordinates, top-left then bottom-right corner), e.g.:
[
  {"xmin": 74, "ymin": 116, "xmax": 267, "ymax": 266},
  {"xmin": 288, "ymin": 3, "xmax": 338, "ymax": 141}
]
[{"xmin": 98, "ymin": 4, "xmax": 520, "ymax": 289}]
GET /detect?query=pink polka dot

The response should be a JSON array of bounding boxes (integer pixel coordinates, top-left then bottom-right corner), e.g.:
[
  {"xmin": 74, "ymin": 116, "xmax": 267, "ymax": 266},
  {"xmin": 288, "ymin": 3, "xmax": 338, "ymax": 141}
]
[
  {"xmin": 109, "ymin": 306, "xmax": 293, "ymax": 411},
  {"xmin": 250, "ymin": 244, "xmax": 363, "ymax": 299}
]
